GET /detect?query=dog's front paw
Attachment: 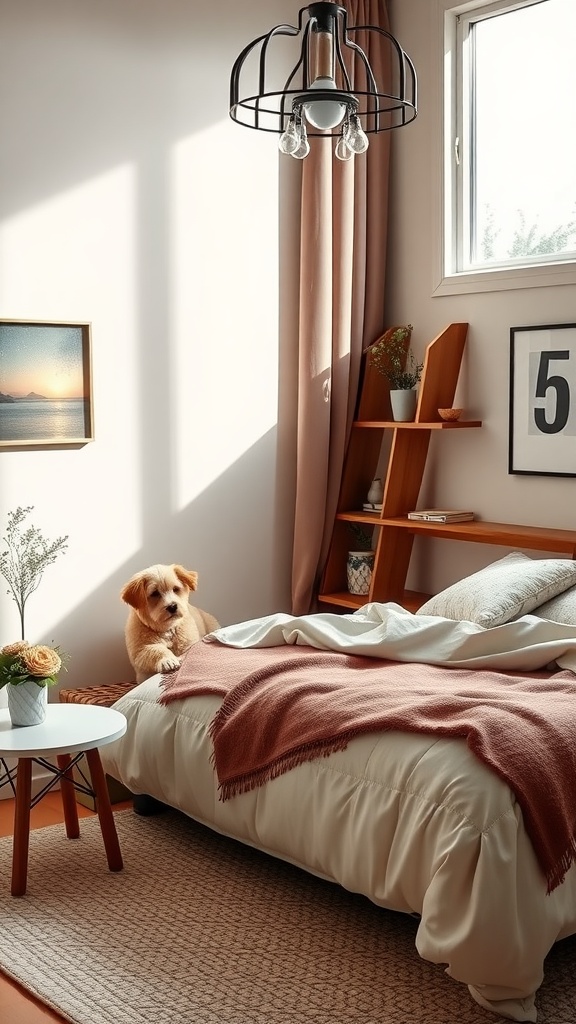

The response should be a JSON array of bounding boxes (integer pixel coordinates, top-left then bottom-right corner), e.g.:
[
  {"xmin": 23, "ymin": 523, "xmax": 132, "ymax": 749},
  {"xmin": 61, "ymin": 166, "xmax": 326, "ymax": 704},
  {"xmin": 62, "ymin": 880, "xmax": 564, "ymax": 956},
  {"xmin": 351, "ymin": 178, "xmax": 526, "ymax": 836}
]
[{"xmin": 158, "ymin": 653, "xmax": 181, "ymax": 674}]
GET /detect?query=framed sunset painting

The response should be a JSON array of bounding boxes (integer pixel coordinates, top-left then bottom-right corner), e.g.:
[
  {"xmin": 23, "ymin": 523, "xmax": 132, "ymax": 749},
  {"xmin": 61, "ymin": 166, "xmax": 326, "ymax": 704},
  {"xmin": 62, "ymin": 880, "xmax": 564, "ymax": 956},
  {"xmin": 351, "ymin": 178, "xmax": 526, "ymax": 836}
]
[{"xmin": 0, "ymin": 320, "xmax": 93, "ymax": 448}]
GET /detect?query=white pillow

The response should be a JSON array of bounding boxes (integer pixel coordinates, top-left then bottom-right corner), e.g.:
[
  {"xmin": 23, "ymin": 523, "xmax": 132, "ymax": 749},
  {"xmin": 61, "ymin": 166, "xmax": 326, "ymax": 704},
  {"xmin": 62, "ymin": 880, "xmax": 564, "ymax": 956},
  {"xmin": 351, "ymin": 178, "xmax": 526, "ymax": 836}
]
[
  {"xmin": 415, "ymin": 552, "xmax": 576, "ymax": 628},
  {"xmin": 532, "ymin": 584, "xmax": 576, "ymax": 625}
]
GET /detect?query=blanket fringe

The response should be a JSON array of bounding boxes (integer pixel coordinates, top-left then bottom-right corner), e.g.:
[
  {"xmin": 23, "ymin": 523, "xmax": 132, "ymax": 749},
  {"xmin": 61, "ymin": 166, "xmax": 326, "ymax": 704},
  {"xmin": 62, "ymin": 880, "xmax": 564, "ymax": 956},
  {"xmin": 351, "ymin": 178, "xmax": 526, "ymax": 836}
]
[
  {"xmin": 547, "ymin": 836, "xmax": 576, "ymax": 894},
  {"xmin": 215, "ymin": 734, "xmax": 353, "ymax": 802}
]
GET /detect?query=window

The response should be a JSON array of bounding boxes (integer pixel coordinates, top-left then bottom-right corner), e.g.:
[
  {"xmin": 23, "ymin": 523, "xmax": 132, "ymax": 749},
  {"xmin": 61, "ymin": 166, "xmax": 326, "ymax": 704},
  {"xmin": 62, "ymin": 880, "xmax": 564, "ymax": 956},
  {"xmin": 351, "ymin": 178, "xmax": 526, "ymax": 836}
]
[{"xmin": 442, "ymin": 0, "xmax": 576, "ymax": 287}]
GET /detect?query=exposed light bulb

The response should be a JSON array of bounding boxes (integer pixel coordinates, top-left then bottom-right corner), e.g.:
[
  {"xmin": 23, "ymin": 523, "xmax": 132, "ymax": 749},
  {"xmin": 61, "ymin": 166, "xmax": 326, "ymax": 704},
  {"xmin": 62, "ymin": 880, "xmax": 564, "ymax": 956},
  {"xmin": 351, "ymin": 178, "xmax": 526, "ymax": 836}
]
[
  {"xmin": 292, "ymin": 136, "xmax": 310, "ymax": 160},
  {"xmin": 332, "ymin": 136, "xmax": 350, "ymax": 159},
  {"xmin": 291, "ymin": 118, "xmax": 310, "ymax": 159},
  {"xmin": 344, "ymin": 114, "xmax": 369, "ymax": 154},
  {"xmin": 303, "ymin": 77, "xmax": 347, "ymax": 131},
  {"xmin": 334, "ymin": 128, "xmax": 352, "ymax": 161},
  {"xmin": 278, "ymin": 118, "xmax": 300, "ymax": 155}
]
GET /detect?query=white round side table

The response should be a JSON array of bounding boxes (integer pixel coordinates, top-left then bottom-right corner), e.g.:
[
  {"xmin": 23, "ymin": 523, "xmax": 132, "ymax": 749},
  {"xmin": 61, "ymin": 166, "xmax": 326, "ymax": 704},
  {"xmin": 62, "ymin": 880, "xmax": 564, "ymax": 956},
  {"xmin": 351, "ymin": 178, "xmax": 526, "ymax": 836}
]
[{"xmin": 0, "ymin": 703, "xmax": 127, "ymax": 897}]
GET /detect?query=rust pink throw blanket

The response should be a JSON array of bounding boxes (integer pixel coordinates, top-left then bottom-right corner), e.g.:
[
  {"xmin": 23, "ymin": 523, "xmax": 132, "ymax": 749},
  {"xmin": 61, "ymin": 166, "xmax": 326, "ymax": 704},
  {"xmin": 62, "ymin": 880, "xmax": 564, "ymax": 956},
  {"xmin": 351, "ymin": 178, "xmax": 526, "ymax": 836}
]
[{"xmin": 159, "ymin": 640, "xmax": 576, "ymax": 893}]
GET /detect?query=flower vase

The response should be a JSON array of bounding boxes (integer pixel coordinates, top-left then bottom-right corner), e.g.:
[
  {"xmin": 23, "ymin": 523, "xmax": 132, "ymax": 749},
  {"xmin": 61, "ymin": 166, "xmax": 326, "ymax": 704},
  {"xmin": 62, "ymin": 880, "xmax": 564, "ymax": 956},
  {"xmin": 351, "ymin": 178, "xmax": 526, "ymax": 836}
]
[
  {"xmin": 346, "ymin": 551, "xmax": 375, "ymax": 596},
  {"xmin": 390, "ymin": 389, "xmax": 417, "ymax": 422},
  {"xmin": 7, "ymin": 680, "xmax": 48, "ymax": 727}
]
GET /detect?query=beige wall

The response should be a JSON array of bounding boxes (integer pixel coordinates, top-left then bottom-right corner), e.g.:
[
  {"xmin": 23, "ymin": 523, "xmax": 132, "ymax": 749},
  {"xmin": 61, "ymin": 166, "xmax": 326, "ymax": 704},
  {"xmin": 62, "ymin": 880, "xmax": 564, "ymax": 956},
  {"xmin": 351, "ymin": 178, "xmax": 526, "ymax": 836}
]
[
  {"xmin": 0, "ymin": 0, "xmax": 300, "ymax": 692},
  {"xmin": 387, "ymin": 0, "xmax": 575, "ymax": 595},
  {"xmin": 2, "ymin": 0, "xmax": 571, "ymax": 699}
]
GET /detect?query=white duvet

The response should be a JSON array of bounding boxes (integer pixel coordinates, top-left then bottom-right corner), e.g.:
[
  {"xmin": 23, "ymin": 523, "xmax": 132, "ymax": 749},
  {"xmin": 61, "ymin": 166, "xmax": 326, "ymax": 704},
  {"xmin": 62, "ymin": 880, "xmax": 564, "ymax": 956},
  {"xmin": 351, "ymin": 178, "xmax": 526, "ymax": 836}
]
[
  {"xmin": 207, "ymin": 600, "xmax": 576, "ymax": 671},
  {"xmin": 101, "ymin": 605, "xmax": 576, "ymax": 1022}
]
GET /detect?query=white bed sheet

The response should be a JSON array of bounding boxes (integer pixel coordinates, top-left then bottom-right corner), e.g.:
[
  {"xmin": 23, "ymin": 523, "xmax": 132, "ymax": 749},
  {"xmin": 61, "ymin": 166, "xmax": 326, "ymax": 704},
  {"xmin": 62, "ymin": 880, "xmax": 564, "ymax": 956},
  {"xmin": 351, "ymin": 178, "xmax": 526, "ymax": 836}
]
[{"xmin": 101, "ymin": 673, "xmax": 576, "ymax": 1023}]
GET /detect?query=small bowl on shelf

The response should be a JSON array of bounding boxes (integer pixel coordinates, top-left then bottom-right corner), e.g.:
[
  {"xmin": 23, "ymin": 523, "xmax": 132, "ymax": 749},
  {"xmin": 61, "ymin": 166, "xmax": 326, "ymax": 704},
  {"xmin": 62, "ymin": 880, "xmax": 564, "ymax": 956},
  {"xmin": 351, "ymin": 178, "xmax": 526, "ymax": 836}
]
[{"xmin": 438, "ymin": 407, "xmax": 463, "ymax": 421}]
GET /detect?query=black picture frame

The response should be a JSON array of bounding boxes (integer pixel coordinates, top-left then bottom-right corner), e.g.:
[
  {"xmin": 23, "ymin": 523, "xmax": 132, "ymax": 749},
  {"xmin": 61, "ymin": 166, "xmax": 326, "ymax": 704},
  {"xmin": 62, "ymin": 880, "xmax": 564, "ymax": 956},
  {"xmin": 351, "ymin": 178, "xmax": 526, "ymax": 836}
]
[
  {"xmin": 0, "ymin": 319, "xmax": 93, "ymax": 449},
  {"xmin": 509, "ymin": 322, "xmax": 576, "ymax": 477}
]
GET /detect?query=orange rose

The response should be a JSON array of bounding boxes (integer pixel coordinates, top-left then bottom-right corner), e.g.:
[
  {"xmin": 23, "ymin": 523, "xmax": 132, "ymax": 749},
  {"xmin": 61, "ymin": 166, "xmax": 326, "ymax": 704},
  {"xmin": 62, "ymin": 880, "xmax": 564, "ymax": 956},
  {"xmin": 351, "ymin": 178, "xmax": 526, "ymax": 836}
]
[
  {"xmin": 21, "ymin": 645, "xmax": 61, "ymax": 678},
  {"xmin": 1, "ymin": 640, "xmax": 30, "ymax": 657}
]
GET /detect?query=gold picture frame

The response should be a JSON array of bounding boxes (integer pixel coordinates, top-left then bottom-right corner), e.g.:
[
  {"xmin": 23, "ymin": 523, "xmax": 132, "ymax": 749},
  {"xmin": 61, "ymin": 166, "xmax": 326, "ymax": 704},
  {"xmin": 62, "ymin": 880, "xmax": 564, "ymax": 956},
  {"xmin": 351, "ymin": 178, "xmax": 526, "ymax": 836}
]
[{"xmin": 0, "ymin": 319, "xmax": 94, "ymax": 449}]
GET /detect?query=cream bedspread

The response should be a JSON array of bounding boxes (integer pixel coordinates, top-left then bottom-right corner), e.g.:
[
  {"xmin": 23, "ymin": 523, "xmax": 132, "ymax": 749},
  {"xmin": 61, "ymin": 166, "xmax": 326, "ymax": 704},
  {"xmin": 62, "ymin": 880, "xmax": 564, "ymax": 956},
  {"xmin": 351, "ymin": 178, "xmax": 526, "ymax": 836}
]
[{"xmin": 101, "ymin": 607, "xmax": 576, "ymax": 1023}]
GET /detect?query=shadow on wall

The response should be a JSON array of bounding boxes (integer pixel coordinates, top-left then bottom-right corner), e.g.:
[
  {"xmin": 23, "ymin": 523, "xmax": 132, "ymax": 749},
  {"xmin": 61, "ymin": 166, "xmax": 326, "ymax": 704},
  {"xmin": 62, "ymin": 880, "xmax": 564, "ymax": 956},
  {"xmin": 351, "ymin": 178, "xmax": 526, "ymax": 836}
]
[
  {"xmin": 0, "ymin": 0, "xmax": 299, "ymax": 224},
  {"xmin": 0, "ymin": 0, "xmax": 302, "ymax": 689},
  {"xmin": 0, "ymin": 424, "xmax": 293, "ymax": 693}
]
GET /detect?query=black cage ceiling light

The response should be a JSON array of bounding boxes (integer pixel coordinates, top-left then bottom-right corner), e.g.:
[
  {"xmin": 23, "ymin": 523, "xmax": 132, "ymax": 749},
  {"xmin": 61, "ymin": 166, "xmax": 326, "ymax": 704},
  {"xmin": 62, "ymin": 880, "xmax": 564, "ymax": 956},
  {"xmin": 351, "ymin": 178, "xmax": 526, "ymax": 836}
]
[{"xmin": 229, "ymin": 2, "xmax": 417, "ymax": 161}]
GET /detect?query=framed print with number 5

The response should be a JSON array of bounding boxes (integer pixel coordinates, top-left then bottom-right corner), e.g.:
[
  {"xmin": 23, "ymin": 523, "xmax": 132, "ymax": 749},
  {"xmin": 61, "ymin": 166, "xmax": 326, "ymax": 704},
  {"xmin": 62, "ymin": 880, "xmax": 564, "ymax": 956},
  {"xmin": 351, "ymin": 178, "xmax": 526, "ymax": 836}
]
[{"xmin": 509, "ymin": 323, "xmax": 576, "ymax": 477}]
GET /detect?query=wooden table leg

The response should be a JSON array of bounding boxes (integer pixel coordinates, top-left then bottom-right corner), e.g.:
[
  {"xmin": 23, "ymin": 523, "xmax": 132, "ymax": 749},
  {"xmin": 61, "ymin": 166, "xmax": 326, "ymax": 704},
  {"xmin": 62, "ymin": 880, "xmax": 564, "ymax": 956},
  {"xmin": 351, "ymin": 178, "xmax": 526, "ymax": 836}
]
[
  {"xmin": 12, "ymin": 757, "xmax": 32, "ymax": 897},
  {"xmin": 57, "ymin": 753, "xmax": 80, "ymax": 839},
  {"xmin": 85, "ymin": 747, "xmax": 123, "ymax": 872}
]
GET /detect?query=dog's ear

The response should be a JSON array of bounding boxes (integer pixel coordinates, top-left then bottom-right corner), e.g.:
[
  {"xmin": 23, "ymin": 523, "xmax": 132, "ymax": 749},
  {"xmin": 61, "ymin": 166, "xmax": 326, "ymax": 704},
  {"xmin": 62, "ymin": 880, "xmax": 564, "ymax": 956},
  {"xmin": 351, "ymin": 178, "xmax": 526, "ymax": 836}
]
[
  {"xmin": 121, "ymin": 574, "xmax": 148, "ymax": 609},
  {"xmin": 173, "ymin": 565, "xmax": 198, "ymax": 592}
]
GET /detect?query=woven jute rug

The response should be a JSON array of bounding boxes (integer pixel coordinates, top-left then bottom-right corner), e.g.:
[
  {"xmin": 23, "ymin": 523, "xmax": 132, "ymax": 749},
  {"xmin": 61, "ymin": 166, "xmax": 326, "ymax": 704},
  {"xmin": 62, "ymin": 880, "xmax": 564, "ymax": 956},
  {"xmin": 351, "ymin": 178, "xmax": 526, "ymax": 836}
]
[{"xmin": 0, "ymin": 809, "xmax": 574, "ymax": 1024}]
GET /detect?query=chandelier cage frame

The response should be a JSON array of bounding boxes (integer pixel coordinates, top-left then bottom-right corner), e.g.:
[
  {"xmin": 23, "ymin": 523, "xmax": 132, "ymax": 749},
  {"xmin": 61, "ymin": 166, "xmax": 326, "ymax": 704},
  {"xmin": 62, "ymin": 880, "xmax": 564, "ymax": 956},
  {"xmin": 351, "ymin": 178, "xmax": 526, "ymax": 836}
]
[{"xmin": 229, "ymin": 2, "xmax": 417, "ymax": 139}]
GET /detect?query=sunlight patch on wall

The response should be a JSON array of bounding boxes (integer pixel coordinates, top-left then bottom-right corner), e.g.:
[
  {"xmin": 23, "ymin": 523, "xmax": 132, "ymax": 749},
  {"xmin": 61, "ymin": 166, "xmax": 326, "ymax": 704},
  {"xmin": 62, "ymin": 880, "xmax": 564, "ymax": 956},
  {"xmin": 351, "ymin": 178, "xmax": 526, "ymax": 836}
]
[
  {"xmin": 169, "ymin": 123, "xmax": 281, "ymax": 508},
  {"xmin": 0, "ymin": 166, "xmax": 136, "ymax": 319},
  {"xmin": 0, "ymin": 163, "xmax": 142, "ymax": 641}
]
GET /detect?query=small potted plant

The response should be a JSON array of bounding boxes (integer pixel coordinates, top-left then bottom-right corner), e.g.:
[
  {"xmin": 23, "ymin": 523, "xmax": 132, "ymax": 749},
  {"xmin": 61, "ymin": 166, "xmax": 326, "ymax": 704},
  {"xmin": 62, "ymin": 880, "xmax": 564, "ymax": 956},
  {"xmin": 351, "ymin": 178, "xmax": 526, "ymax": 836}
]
[
  {"xmin": 346, "ymin": 523, "xmax": 375, "ymax": 597},
  {"xmin": 367, "ymin": 324, "xmax": 423, "ymax": 421},
  {"xmin": 0, "ymin": 640, "xmax": 65, "ymax": 726}
]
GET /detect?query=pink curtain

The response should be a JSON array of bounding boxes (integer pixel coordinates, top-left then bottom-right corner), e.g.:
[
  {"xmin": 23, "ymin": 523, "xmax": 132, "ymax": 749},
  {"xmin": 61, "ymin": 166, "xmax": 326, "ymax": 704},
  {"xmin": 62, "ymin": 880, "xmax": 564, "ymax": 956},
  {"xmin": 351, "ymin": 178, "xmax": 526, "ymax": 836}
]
[{"xmin": 289, "ymin": 0, "xmax": 392, "ymax": 615}]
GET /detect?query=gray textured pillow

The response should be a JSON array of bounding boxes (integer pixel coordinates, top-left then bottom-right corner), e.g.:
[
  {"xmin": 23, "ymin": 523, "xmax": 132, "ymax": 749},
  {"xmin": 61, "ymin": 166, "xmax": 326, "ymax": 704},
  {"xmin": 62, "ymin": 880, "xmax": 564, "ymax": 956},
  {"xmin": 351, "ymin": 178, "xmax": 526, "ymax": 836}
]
[
  {"xmin": 532, "ymin": 584, "xmax": 576, "ymax": 625},
  {"xmin": 416, "ymin": 552, "xmax": 576, "ymax": 628}
]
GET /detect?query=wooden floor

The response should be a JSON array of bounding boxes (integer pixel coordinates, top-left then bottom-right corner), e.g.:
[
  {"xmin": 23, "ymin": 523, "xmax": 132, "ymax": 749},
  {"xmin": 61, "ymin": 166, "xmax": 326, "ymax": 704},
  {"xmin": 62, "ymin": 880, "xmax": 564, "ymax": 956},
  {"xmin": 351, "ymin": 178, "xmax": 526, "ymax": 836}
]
[{"xmin": 0, "ymin": 792, "xmax": 132, "ymax": 1023}]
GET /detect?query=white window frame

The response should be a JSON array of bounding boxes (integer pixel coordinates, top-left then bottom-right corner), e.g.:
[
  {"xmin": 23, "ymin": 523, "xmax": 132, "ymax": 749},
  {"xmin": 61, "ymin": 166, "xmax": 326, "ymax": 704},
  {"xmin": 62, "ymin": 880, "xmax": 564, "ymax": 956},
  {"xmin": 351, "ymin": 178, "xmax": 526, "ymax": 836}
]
[{"xmin": 433, "ymin": 0, "xmax": 576, "ymax": 296}]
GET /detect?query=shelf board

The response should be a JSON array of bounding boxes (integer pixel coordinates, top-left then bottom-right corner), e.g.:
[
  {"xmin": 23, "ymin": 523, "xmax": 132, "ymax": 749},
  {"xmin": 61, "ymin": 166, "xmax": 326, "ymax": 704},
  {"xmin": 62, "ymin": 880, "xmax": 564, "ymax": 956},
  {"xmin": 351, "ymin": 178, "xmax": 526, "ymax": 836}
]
[
  {"xmin": 378, "ymin": 518, "xmax": 576, "ymax": 555},
  {"xmin": 336, "ymin": 514, "xmax": 576, "ymax": 558},
  {"xmin": 353, "ymin": 420, "xmax": 482, "ymax": 429},
  {"xmin": 317, "ymin": 591, "xmax": 365, "ymax": 610},
  {"xmin": 317, "ymin": 589, "xmax": 430, "ymax": 612},
  {"xmin": 402, "ymin": 590, "xmax": 431, "ymax": 613},
  {"xmin": 337, "ymin": 511, "xmax": 385, "ymax": 526}
]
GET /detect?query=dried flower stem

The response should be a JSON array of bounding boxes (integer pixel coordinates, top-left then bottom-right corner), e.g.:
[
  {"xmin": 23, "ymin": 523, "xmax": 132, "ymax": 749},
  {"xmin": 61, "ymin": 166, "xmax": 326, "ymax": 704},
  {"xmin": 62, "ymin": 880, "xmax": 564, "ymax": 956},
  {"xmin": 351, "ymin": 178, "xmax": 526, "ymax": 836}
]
[
  {"xmin": 0, "ymin": 506, "xmax": 69, "ymax": 641},
  {"xmin": 368, "ymin": 324, "xmax": 423, "ymax": 390}
]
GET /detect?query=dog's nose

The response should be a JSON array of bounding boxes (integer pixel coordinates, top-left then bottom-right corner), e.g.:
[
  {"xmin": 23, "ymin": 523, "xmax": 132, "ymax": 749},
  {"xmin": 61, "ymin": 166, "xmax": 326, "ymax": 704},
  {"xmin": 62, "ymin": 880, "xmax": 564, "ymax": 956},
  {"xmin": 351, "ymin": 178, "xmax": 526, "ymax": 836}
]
[{"xmin": 167, "ymin": 603, "xmax": 178, "ymax": 614}]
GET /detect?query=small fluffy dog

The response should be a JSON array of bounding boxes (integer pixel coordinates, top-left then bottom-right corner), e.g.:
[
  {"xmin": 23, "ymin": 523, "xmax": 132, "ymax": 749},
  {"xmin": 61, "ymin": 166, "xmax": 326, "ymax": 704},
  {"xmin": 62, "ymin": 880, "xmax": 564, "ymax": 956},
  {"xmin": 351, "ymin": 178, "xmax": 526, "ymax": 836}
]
[{"xmin": 121, "ymin": 563, "xmax": 219, "ymax": 684}]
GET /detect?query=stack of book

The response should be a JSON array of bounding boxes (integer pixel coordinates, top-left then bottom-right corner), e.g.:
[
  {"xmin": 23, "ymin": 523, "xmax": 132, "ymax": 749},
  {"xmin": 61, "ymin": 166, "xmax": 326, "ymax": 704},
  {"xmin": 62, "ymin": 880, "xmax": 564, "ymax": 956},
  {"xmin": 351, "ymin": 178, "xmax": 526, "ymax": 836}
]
[
  {"xmin": 407, "ymin": 509, "xmax": 475, "ymax": 523},
  {"xmin": 363, "ymin": 502, "xmax": 383, "ymax": 512}
]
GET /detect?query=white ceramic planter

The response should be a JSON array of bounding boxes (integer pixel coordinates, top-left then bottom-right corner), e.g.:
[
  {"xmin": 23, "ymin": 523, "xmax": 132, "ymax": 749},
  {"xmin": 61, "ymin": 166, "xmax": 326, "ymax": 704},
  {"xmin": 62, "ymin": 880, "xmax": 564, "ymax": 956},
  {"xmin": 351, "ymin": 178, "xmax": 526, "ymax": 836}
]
[
  {"xmin": 390, "ymin": 388, "xmax": 417, "ymax": 422},
  {"xmin": 346, "ymin": 551, "xmax": 375, "ymax": 596},
  {"xmin": 7, "ymin": 680, "xmax": 48, "ymax": 727}
]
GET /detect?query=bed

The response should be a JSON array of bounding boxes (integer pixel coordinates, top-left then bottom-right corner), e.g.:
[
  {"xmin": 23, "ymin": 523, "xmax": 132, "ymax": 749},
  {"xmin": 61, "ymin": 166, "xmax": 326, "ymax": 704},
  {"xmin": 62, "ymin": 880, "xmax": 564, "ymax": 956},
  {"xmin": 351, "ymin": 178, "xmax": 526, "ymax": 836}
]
[{"xmin": 101, "ymin": 553, "xmax": 576, "ymax": 1022}]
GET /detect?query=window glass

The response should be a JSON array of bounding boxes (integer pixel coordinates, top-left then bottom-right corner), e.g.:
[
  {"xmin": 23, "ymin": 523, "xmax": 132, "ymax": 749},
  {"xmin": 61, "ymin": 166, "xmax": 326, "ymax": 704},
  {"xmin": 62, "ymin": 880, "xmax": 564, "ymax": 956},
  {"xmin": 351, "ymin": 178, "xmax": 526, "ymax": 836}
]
[{"xmin": 449, "ymin": 0, "xmax": 576, "ymax": 276}]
